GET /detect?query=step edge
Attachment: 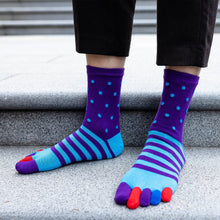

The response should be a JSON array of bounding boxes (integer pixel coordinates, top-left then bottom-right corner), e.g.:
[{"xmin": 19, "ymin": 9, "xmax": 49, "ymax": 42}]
[{"xmin": 0, "ymin": 92, "xmax": 219, "ymax": 110}]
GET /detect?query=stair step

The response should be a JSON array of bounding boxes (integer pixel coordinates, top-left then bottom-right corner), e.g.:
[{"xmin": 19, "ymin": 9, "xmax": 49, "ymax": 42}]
[
  {"xmin": 0, "ymin": 6, "xmax": 160, "ymax": 21},
  {"xmin": 1, "ymin": 6, "xmax": 220, "ymax": 21},
  {"xmin": 0, "ymin": 20, "xmax": 75, "ymax": 35},
  {"xmin": 0, "ymin": 0, "xmax": 155, "ymax": 7},
  {"xmin": 0, "ymin": 18, "xmax": 220, "ymax": 35},
  {"xmin": 0, "ymin": 35, "xmax": 219, "ymax": 147},
  {"xmin": 0, "ymin": 5, "xmax": 220, "ymax": 21},
  {"xmin": 0, "ymin": 0, "xmax": 72, "ymax": 7},
  {"xmin": 0, "ymin": 146, "xmax": 219, "ymax": 219},
  {"xmin": 0, "ymin": 7, "xmax": 73, "ymax": 21},
  {"xmin": 0, "ymin": 0, "xmax": 220, "ymax": 35}
]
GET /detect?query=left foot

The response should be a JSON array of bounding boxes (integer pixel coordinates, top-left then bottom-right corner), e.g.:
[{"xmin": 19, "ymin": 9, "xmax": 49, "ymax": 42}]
[
  {"xmin": 15, "ymin": 65, "xmax": 125, "ymax": 174},
  {"xmin": 115, "ymin": 69, "xmax": 199, "ymax": 209}
]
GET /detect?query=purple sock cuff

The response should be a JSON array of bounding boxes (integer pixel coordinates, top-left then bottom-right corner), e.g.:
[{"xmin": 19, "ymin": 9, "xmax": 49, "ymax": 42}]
[
  {"xmin": 164, "ymin": 69, "xmax": 199, "ymax": 85},
  {"xmin": 86, "ymin": 65, "xmax": 124, "ymax": 77}
]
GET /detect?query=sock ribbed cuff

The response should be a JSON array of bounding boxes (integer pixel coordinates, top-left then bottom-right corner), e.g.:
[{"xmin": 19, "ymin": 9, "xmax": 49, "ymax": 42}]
[
  {"xmin": 164, "ymin": 69, "xmax": 199, "ymax": 85},
  {"xmin": 86, "ymin": 65, "xmax": 125, "ymax": 77}
]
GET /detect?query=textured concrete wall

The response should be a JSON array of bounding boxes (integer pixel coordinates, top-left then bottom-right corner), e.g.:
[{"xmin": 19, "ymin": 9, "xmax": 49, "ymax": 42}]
[{"xmin": 0, "ymin": 110, "xmax": 219, "ymax": 147}]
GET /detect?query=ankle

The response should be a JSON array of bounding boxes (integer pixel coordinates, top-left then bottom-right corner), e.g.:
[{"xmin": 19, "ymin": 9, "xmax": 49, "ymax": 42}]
[
  {"xmin": 166, "ymin": 66, "xmax": 201, "ymax": 76},
  {"xmin": 82, "ymin": 65, "xmax": 124, "ymax": 139},
  {"xmin": 86, "ymin": 54, "xmax": 126, "ymax": 68},
  {"xmin": 83, "ymin": 116, "xmax": 121, "ymax": 139}
]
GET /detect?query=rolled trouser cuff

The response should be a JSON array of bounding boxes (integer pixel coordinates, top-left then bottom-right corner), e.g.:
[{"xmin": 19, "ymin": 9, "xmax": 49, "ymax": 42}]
[
  {"xmin": 156, "ymin": 45, "xmax": 211, "ymax": 67},
  {"xmin": 75, "ymin": 36, "xmax": 132, "ymax": 57},
  {"xmin": 156, "ymin": 0, "xmax": 219, "ymax": 68}
]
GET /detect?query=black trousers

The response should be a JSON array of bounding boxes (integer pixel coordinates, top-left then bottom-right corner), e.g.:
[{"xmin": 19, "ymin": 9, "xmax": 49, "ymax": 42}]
[{"xmin": 72, "ymin": 0, "xmax": 219, "ymax": 67}]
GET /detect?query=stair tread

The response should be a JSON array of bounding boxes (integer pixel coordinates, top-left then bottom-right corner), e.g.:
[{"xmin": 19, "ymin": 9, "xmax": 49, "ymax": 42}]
[
  {"xmin": 0, "ymin": 146, "xmax": 219, "ymax": 219},
  {"xmin": 0, "ymin": 19, "xmax": 220, "ymax": 29},
  {"xmin": 0, "ymin": 35, "xmax": 219, "ymax": 110}
]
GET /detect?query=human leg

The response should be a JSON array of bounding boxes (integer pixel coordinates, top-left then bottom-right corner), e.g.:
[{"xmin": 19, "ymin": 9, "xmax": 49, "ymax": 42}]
[
  {"xmin": 15, "ymin": 0, "xmax": 136, "ymax": 174},
  {"xmin": 86, "ymin": 54, "xmax": 126, "ymax": 68},
  {"xmin": 166, "ymin": 66, "xmax": 200, "ymax": 76}
]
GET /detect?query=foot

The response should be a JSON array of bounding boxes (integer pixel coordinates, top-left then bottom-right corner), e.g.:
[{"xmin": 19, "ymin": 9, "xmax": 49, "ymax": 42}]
[
  {"xmin": 115, "ymin": 130, "xmax": 185, "ymax": 208},
  {"xmin": 115, "ymin": 69, "xmax": 199, "ymax": 209},
  {"xmin": 15, "ymin": 65, "xmax": 125, "ymax": 174},
  {"xmin": 16, "ymin": 125, "xmax": 124, "ymax": 174}
]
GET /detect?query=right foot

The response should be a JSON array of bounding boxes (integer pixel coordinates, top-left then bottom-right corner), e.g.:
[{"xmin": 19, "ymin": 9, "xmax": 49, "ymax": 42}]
[
  {"xmin": 114, "ymin": 69, "xmax": 199, "ymax": 209},
  {"xmin": 15, "ymin": 65, "xmax": 125, "ymax": 174}
]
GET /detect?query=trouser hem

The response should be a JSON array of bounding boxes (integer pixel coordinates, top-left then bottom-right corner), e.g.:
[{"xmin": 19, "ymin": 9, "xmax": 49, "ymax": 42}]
[
  {"xmin": 156, "ymin": 45, "xmax": 210, "ymax": 67},
  {"xmin": 75, "ymin": 36, "xmax": 130, "ymax": 57}
]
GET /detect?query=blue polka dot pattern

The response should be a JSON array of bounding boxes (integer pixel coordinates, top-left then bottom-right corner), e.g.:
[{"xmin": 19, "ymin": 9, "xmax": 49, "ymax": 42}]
[
  {"xmin": 116, "ymin": 125, "xmax": 119, "ymax": 129},
  {"xmin": 117, "ymin": 104, "xmax": 120, "ymax": 108},
  {"xmin": 85, "ymin": 65, "xmax": 124, "ymax": 140},
  {"xmin": 161, "ymin": 101, "xmax": 165, "ymax": 106},
  {"xmin": 170, "ymin": 93, "xmax": 175, "ymax": 98},
  {"xmin": 87, "ymin": 118, "xmax": 91, "ymax": 123},
  {"xmin": 165, "ymin": 82, "xmax": 170, "ymax": 86},
  {"xmin": 176, "ymin": 106, "xmax": 181, "ymax": 111},
  {"xmin": 153, "ymin": 120, "xmax": 157, "ymax": 124},
  {"xmin": 181, "ymin": 86, "xmax": 186, "ymax": 90},
  {"xmin": 164, "ymin": 113, "xmax": 170, "ymax": 118},
  {"xmin": 180, "ymin": 119, "xmax": 183, "ymax": 123},
  {"xmin": 186, "ymin": 97, "xmax": 189, "ymax": 102},
  {"xmin": 105, "ymin": 128, "xmax": 108, "ymax": 133},
  {"xmin": 172, "ymin": 126, "xmax": 176, "ymax": 130}
]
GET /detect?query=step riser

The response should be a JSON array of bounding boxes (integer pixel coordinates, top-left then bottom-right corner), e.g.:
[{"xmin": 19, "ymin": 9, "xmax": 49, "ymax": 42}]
[
  {"xmin": 0, "ymin": 10, "xmax": 158, "ymax": 21},
  {"xmin": 0, "ymin": 110, "xmax": 219, "ymax": 147},
  {"xmin": 0, "ymin": 26, "xmax": 75, "ymax": 35},
  {"xmin": 0, "ymin": 11, "xmax": 73, "ymax": 21}
]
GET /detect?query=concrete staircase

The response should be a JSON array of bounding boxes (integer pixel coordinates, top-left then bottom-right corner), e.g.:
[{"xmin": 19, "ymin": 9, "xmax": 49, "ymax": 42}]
[
  {"xmin": 0, "ymin": 34, "xmax": 219, "ymax": 219},
  {"xmin": 0, "ymin": 0, "xmax": 220, "ymax": 35}
]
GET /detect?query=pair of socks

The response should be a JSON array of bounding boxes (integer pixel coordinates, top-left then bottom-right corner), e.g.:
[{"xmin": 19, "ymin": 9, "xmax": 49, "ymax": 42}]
[{"xmin": 15, "ymin": 65, "xmax": 199, "ymax": 209}]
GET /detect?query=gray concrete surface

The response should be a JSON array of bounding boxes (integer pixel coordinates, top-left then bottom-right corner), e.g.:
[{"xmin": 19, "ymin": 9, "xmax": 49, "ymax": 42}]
[
  {"xmin": 0, "ymin": 146, "xmax": 219, "ymax": 219},
  {"xmin": 0, "ymin": 0, "xmax": 152, "ymax": 7},
  {"xmin": 0, "ymin": 110, "xmax": 219, "ymax": 148},
  {"xmin": 0, "ymin": 34, "xmax": 219, "ymax": 147},
  {"xmin": 0, "ymin": 35, "xmax": 220, "ymax": 110},
  {"xmin": 0, "ymin": 0, "xmax": 220, "ymax": 35},
  {"xmin": 0, "ymin": 5, "xmax": 158, "ymax": 21}
]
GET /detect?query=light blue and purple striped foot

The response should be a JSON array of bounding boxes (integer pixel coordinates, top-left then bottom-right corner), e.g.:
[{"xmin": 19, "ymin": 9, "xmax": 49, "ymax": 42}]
[
  {"xmin": 15, "ymin": 125, "xmax": 124, "ymax": 174},
  {"xmin": 115, "ymin": 130, "xmax": 185, "ymax": 209}
]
